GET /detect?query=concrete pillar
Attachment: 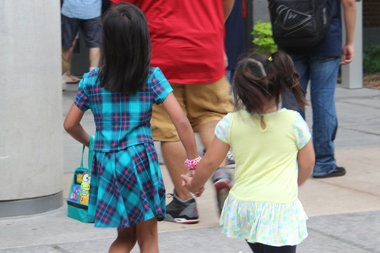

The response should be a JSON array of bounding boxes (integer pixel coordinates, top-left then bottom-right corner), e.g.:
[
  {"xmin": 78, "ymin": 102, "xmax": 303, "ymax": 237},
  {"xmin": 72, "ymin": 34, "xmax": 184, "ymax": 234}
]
[
  {"xmin": 0, "ymin": 0, "xmax": 63, "ymax": 217},
  {"xmin": 341, "ymin": 0, "xmax": 363, "ymax": 89}
]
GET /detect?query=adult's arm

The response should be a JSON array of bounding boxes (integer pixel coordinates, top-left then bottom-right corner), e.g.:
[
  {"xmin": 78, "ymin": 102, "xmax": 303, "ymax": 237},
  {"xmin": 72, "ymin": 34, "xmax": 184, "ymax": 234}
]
[
  {"xmin": 223, "ymin": 0, "xmax": 235, "ymax": 22},
  {"xmin": 340, "ymin": 0, "xmax": 356, "ymax": 65}
]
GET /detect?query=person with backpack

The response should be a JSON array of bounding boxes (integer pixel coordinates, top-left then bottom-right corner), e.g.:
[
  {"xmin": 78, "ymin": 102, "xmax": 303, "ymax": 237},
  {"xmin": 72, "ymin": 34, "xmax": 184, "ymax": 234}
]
[{"xmin": 269, "ymin": 0, "xmax": 356, "ymax": 178}]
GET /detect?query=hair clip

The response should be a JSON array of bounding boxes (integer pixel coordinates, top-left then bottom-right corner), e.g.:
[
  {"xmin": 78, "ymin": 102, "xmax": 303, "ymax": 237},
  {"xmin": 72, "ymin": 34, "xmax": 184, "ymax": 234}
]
[{"xmin": 268, "ymin": 56, "xmax": 273, "ymax": 62}]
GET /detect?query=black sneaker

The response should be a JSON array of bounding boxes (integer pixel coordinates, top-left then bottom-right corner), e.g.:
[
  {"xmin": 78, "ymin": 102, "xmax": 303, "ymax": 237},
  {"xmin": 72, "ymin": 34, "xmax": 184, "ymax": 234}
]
[
  {"xmin": 211, "ymin": 167, "xmax": 232, "ymax": 214},
  {"xmin": 313, "ymin": 166, "xmax": 346, "ymax": 178},
  {"xmin": 165, "ymin": 191, "xmax": 199, "ymax": 224}
]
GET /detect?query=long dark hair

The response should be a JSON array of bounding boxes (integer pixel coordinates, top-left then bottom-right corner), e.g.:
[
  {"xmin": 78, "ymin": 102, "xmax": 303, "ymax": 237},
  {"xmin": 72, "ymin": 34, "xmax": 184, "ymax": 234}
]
[
  {"xmin": 233, "ymin": 51, "xmax": 306, "ymax": 113},
  {"xmin": 99, "ymin": 3, "xmax": 151, "ymax": 94}
]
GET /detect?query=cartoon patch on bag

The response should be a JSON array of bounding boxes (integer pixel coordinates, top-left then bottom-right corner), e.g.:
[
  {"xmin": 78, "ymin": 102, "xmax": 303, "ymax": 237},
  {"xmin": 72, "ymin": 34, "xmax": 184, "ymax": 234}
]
[{"xmin": 80, "ymin": 172, "xmax": 91, "ymax": 205}]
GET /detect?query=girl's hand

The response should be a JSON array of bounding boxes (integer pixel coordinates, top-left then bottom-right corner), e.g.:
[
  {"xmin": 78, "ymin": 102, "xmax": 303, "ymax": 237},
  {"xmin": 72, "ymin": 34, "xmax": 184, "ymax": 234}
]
[
  {"xmin": 181, "ymin": 174, "xmax": 204, "ymax": 197},
  {"xmin": 187, "ymin": 169, "xmax": 195, "ymax": 177}
]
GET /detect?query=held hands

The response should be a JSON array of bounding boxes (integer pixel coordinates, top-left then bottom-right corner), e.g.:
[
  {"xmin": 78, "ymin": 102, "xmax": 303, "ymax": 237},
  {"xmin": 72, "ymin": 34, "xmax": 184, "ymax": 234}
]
[
  {"xmin": 182, "ymin": 156, "xmax": 204, "ymax": 197},
  {"xmin": 181, "ymin": 174, "xmax": 205, "ymax": 197}
]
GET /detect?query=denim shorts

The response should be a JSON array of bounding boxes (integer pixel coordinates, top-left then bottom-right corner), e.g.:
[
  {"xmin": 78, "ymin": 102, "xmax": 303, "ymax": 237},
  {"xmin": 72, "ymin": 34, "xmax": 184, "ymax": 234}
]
[{"xmin": 61, "ymin": 15, "xmax": 101, "ymax": 48}]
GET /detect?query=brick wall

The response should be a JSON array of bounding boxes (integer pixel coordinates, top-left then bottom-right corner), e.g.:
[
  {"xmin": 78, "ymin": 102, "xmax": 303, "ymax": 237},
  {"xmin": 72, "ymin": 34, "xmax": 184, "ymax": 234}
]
[{"xmin": 364, "ymin": 0, "xmax": 380, "ymax": 27}]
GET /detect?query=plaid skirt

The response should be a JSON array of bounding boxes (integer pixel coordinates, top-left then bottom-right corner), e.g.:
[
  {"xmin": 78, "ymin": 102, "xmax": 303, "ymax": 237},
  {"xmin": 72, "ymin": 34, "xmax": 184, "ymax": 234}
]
[{"xmin": 88, "ymin": 142, "xmax": 166, "ymax": 227}]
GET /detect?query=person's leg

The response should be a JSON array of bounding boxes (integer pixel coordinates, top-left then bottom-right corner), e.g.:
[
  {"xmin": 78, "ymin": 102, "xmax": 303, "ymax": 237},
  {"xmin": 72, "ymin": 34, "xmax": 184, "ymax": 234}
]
[
  {"xmin": 247, "ymin": 242, "xmax": 264, "ymax": 253},
  {"xmin": 151, "ymin": 84, "xmax": 199, "ymax": 224},
  {"xmin": 62, "ymin": 45, "xmax": 74, "ymax": 73},
  {"xmin": 89, "ymin": 47, "xmax": 101, "ymax": 69},
  {"xmin": 61, "ymin": 15, "xmax": 81, "ymax": 84},
  {"xmin": 157, "ymin": 83, "xmax": 191, "ymax": 202},
  {"xmin": 136, "ymin": 218, "xmax": 159, "ymax": 253},
  {"xmin": 247, "ymin": 242, "xmax": 296, "ymax": 253},
  {"xmin": 161, "ymin": 141, "xmax": 191, "ymax": 200},
  {"xmin": 108, "ymin": 227, "xmax": 137, "ymax": 253},
  {"xmin": 309, "ymin": 57, "xmax": 343, "ymax": 178},
  {"xmin": 161, "ymin": 141, "xmax": 199, "ymax": 223},
  {"xmin": 198, "ymin": 121, "xmax": 218, "ymax": 148},
  {"xmin": 188, "ymin": 77, "xmax": 234, "ymax": 213},
  {"xmin": 80, "ymin": 17, "xmax": 102, "ymax": 69}
]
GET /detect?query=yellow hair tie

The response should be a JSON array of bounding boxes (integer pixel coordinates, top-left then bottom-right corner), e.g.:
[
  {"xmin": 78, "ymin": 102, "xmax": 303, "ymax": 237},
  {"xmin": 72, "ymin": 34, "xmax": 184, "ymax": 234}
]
[{"xmin": 268, "ymin": 56, "xmax": 273, "ymax": 62}]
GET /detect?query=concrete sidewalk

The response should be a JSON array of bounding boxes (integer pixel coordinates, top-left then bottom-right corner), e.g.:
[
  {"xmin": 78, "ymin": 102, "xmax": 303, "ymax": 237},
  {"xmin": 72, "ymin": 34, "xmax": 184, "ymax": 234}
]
[{"xmin": 1, "ymin": 85, "xmax": 380, "ymax": 252}]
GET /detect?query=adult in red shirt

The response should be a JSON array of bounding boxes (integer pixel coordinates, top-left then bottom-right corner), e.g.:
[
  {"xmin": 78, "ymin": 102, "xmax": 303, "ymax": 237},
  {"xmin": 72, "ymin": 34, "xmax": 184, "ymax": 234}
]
[{"xmin": 111, "ymin": 0, "xmax": 235, "ymax": 224}]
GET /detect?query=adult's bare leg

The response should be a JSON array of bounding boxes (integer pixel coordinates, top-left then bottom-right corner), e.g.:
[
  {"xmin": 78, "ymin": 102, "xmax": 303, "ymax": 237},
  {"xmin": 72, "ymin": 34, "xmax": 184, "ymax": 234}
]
[
  {"xmin": 198, "ymin": 120, "xmax": 226, "ymax": 166},
  {"xmin": 62, "ymin": 47, "xmax": 74, "ymax": 72},
  {"xmin": 161, "ymin": 141, "xmax": 192, "ymax": 201},
  {"xmin": 62, "ymin": 39, "xmax": 81, "ymax": 83},
  {"xmin": 89, "ymin": 47, "xmax": 100, "ymax": 69}
]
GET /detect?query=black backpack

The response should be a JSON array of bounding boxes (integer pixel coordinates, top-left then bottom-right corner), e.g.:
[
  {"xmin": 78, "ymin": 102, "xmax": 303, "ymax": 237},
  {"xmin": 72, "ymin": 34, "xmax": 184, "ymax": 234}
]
[{"xmin": 268, "ymin": 0, "xmax": 336, "ymax": 48}]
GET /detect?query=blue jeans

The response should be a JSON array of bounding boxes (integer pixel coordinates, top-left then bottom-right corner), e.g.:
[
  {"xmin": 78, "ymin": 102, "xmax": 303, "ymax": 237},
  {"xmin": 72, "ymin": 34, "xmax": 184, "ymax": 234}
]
[{"xmin": 287, "ymin": 55, "xmax": 340, "ymax": 177}]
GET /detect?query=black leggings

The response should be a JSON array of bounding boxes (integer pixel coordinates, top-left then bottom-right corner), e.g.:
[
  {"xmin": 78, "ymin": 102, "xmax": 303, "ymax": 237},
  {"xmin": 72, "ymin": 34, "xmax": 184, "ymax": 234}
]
[{"xmin": 247, "ymin": 242, "xmax": 296, "ymax": 253}]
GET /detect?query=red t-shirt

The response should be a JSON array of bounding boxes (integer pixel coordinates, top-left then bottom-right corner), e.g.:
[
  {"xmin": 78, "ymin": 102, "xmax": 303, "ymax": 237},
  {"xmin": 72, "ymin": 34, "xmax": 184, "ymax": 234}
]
[{"xmin": 111, "ymin": 0, "xmax": 226, "ymax": 84}]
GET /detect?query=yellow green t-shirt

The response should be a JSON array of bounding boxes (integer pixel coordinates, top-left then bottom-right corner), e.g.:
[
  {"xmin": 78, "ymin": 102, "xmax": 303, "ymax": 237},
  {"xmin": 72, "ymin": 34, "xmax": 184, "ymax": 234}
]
[{"xmin": 215, "ymin": 109, "xmax": 311, "ymax": 203}]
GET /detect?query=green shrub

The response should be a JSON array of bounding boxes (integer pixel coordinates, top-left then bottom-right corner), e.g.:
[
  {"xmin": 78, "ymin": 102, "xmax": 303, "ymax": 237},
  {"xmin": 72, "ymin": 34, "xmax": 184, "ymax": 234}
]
[
  {"xmin": 251, "ymin": 20, "xmax": 277, "ymax": 54},
  {"xmin": 363, "ymin": 45, "xmax": 380, "ymax": 73}
]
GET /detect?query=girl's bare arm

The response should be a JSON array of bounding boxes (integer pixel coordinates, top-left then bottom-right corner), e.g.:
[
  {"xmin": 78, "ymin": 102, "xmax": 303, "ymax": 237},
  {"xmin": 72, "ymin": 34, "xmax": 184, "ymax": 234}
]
[
  {"xmin": 64, "ymin": 104, "xmax": 90, "ymax": 147},
  {"xmin": 297, "ymin": 140, "xmax": 315, "ymax": 185},
  {"xmin": 182, "ymin": 137, "xmax": 230, "ymax": 195},
  {"xmin": 162, "ymin": 93, "xmax": 199, "ymax": 159}
]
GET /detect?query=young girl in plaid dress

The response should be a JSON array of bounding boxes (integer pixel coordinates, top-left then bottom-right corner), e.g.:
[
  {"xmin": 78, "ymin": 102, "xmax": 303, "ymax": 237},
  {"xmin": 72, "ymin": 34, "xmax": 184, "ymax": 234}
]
[
  {"xmin": 182, "ymin": 51, "xmax": 315, "ymax": 253},
  {"xmin": 64, "ymin": 3, "xmax": 199, "ymax": 252}
]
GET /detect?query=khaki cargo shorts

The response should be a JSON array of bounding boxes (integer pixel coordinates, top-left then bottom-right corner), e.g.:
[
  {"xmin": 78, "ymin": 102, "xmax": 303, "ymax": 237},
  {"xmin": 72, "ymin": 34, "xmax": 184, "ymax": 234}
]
[{"xmin": 151, "ymin": 77, "xmax": 234, "ymax": 142}]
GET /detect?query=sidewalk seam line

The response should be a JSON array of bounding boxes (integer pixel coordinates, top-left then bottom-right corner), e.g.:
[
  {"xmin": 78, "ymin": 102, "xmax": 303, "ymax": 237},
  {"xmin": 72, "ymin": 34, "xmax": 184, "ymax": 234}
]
[
  {"xmin": 308, "ymin": 227, "xmax": 377, "ymax": 253},
  {"xmin": 315, "ymin": 180, "xmax": 380, "ymax": 199}
]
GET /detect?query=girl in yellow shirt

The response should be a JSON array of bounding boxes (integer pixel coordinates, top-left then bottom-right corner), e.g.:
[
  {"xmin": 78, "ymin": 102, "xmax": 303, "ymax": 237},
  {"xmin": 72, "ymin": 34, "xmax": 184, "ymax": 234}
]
[{"xmin": 182, "ymin": 51, "xmax": 315, "ymax": 253}]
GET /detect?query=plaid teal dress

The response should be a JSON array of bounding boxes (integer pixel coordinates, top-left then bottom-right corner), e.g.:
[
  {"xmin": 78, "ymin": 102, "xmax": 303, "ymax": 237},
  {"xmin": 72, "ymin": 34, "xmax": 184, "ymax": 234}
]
[{"xmin": 74, "ymin": 67, "xmax": 173, "ymax": 227}]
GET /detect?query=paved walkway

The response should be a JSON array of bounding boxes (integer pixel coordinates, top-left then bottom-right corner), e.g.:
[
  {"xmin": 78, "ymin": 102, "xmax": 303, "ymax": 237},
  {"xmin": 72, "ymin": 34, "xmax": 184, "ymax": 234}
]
[{"xmin": 1, "ymin": 85, "xmax": 380, "ymax": 252}]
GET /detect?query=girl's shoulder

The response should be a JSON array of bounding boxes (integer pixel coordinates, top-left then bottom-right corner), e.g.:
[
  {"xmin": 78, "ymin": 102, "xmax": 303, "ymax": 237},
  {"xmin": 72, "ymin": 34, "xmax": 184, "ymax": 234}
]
[
  {"xmin": 148, "ymin": 66, "xmax": 166, "ymax": 82},
  {"xmin": 83, "ymin": 68, "xmax": 99, "ymax": 79},
  {"xmin": 233, "ymin": 109, "xmax": 302, "ymax": 125},
  {"xmin": 263, "ymin": 108, "xmax": 301, "ymax": 120},
  {"xmin": 147, "ymin": 66, "xmax": 171, "ymax": 91},
  {"xmin": 223, "ymin": 111, "xmax": 239, "ymax": 122},
  {"xmin": 277, "ymin": 109, "xmax": 308, "ymax": 132},
  {"xmin": 280, "ymin": 109, "xmax": 305, "ymax": 122},
  {"xmin": 80, "ymin": 68, "xmax": 100, "ymax": 88}
]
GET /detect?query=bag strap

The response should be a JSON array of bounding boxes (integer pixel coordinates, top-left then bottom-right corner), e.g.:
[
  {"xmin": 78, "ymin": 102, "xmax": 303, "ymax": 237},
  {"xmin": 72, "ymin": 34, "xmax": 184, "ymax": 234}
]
[
  {"xmin": 80, "ymin": 145, "xmax": 85, "ymax": 168},
  {"xmin": 323, "ymin": 0, "xmax": 338, "ymax": 23}
]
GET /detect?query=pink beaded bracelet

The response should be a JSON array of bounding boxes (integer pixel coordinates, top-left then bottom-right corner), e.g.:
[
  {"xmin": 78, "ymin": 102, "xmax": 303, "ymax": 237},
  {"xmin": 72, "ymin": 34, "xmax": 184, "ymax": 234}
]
[{"xmin": 184, "ymin": 156, "xmax": 202, "ymax": 170}]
